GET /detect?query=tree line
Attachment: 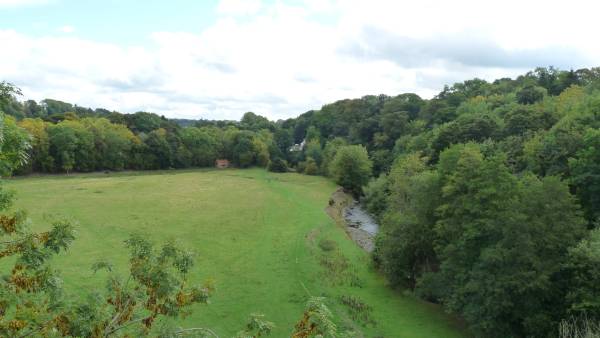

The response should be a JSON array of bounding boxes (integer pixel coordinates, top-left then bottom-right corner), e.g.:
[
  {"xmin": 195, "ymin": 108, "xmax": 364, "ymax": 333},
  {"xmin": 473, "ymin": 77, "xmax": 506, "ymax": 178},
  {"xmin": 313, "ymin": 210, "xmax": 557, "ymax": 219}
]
[
  {"xmin": 2, "ymin": 66, "xmax": 600, "ymax": 337},
  {"xmin": 0, "ymin": 109, "xmax": 282, "ymax": 175}
]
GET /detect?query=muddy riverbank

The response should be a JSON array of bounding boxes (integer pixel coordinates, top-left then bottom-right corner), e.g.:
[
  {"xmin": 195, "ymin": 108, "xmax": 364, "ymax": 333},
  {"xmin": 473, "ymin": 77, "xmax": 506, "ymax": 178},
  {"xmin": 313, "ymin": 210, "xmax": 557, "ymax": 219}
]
[{"xmin": 326, "ymin": 188, "xmax": 380, "ymax": 252}]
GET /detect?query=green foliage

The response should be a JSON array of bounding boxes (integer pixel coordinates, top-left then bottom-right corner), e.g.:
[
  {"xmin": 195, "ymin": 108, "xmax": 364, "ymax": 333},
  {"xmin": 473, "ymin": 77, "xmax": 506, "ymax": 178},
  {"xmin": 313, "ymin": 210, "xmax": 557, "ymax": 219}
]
[
  {"xmin": 369, "ymin": 148, "xmax": 393, "ymax": 176},
  {"xmin": 382, "ymin": 93, "xmax": 424, "ymax": 120},
  {"xmin": 0, "ymin": 114, "xmax": 30, "ymax": 176},
  {"xmin": 516, "ymin": 85, "xmax": 546, "ymax": 104},
  {"xmin": 559, "ymin": 317, "xmax": 600, "ymax": 338},
  {"xmin": 433, "ymin": 145, "xmax": 585, "ymax": 336},
  {"xmin": 0, "ymin": 119, "xmax": 73, "ymax": 336},
  {"xmin": 144, "ymin": 128, "xmax": 173, "ymax": 169},
  {"xmin": 0, "ymin": 81, "xmax": 22, "ymax": 106},
  {"xmin": 304, "ymin": 140, "xmax": 323, "ymax": 166},
  {"xmin": 564, "ymin": 228, "xmax": 600, "ymax": 319},
  {"xmin": 0, "ymin": 202, "xmax": 210, "ymax": 337},
  {"xmin": 0, "ymin": 83, "xmax": 30, "ymax": 174},
  {"xmin": 379, "ymin": 110, "xmax": 409, "ymax": 142},
  {"xmin": 523, "ymin": 114, "xmax": 592, "ymax": 177},
  {"xmin": 267, "ymin": 157, "xmax": 288, "ymax": 172},
  {"xmin": 234, "ymin": 314, "xmax": 275, "ymax": 337},
  {"xmin": 1, "ymin": 85, "xmax": 279, "ymax": 173},
  {"xmin": 338, "ymin": 295, "xmax": 375, "ymax": 327},
  {"xmin": 126, "ymin": 111, "xmax": 164, "ymax": 133},
  {"xmin": 304, "ymin": 125, "xmax": 321, "ymax": 143},
  {"xmin": 0, "ymin": 215, "xmax": 75, "ymax": 337},
  {"xmin": 329, "ymin": 145, "xmax": 372, "ymax": 196},
  {"xmin": 303, "ymin": 157, "xmax": 319, "ymax": 175},
  {"xmin": 503, "ymin": 105, "xmax": 556, "ymax": 136},
  {"xmin": 273, "ymin": 128, "xmax": 293, "ymax": 156},
  {"xmin": 320, "ymin": 138, "xmax": 347, "ymax": 177},
  {"xmin": 376, "ymin": 143, "xmax": 588, "ymax": 337},
  {"xmin": 318, "ymin": 239, "xmax": 337, "ymax": 252},
  {"xmin": 241, "ymin": 112, "xmax": 274, "ymax": 132},
  {"xmin": 374, "ymin": 154, "xmax": 439, "ymax": 288},
  {"xmin": 231, "ymin": 131, "xmax": 260, "ymax": 168},
  {"xmin": 291, "ymin": 297, "xmax": 338, "ymax": 338},
  {"xmin": 42, "ymin": 99, "xmax": 74, "ymax": 117},
  {"xmin": 82, "ymin": 118, "xmax": 136, "ymax": 171},
  {"xmin": 90, "ymin": 235, "xmax": 212, "ymax": 336},
  {"xmin": 431, "ymin": 113, "xmax": 500, "ymax": 157},
  {"xmin": 319, "ymin": 250, "xmax": 351, "ymax": 286},
  {"xmin": 361, "ymin": 174, "xmax": 389, "ymax": 220},
  {"xmin": 570, "ymin": 128, "xmax": 600, "ymax": 223}
]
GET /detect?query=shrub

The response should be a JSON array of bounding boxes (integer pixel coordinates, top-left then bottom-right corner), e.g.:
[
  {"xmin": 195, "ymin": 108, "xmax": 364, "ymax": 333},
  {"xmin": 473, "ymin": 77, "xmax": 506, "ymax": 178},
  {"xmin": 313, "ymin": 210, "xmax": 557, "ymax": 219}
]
[
  {"xmin": 304, "ymin": 157, "xmax": 319, "ymax": 175},
  {"xmin": 296, "ymin": 160, "xmax": 306, "ymax": 173},
  {"xmin": 329, "ymin": 145, "xmax": 372, "ymax": 196},
  {"xmin": 268, "ymin": 157, "xmax": 288, "ymax": 172},
  {"xmin": 318, "ymin": 239, "xmax": 337, "ymax": 252},
  {"xmin": 362, "ymin": 174, "xmax": 389, "ymax": 220},
  {"xmin": 339, "ymin": 295, "xmax": 376, "ymax": 327},
  {"xmin": 559, "ymin": 317, "xmax": 600, "ymax": 338}
]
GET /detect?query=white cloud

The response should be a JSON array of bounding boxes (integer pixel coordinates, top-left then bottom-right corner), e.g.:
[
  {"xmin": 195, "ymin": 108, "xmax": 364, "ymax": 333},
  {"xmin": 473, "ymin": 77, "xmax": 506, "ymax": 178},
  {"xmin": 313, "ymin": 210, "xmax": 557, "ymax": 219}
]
[
  {"xmin": 1, "ymin": 0, "xmax": 599, "ymax": 120},
  {"xmin": 0, "ymin": 0, "xmax": 49, "ymax": 7},
  {"xmin": 58, "ymin": 25, "xmax": 75, "ymax": 33},
  {"xmin": 217, "ymin": 0, "xmax": 262, "ymax": 16}
]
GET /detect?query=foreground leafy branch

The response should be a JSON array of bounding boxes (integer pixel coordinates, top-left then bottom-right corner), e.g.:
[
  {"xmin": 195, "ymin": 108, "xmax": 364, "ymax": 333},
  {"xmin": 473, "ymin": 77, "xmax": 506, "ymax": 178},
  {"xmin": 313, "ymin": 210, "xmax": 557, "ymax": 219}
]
[
  {"xmin": 0, "ymin": 168, "xmax": 213, "ymax": 337},
  {"xmin": 0, "ymin": 206, "xmax": 213, "ymax": 337}
]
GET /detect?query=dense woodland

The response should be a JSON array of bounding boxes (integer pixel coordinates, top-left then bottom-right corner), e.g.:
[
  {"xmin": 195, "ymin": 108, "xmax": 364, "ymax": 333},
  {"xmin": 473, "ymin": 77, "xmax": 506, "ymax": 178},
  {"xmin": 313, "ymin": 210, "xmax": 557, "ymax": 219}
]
[{"xmin": 1, "ymin": 66, "xmax": 600, "ymax": 337}]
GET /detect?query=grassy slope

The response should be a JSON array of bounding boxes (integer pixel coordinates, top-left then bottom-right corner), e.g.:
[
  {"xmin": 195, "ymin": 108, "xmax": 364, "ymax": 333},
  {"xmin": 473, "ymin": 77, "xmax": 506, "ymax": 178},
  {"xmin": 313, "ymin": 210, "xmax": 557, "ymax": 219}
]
[{"xmin": 5, "ymin": 169, "xmax": 464, "ymax": 337}]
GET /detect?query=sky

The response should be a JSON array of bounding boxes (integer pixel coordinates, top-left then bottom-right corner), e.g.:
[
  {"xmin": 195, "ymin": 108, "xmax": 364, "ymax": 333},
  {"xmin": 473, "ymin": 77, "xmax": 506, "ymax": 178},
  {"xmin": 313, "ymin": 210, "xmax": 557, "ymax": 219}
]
[{"xmin": 0, "ymin": 0, "xmax": 599, "ymax": 121}]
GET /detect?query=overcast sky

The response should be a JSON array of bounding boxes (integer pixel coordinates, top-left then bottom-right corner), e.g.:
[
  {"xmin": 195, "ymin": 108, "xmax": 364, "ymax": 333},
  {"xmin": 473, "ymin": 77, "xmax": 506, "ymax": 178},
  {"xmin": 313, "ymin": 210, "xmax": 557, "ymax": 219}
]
[{"xmin": 0, "ymin": 0, "xmax": 598, "ymax": 120}]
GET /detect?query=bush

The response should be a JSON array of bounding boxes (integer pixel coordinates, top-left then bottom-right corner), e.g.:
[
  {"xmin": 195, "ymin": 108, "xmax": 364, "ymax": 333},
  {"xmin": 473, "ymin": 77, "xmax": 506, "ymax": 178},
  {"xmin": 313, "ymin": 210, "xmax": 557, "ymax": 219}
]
[
  {"xmin": 559, "ymin": 317, "xmax": 600, "ymax": 338},
  {"xmin": 295, "ymin": 160, "xmax": 305, "ymax": 173},
  {"xmin": 362, "ymin": 175, "xmax": 389, "ymax": 220},
  {"xmin": 329, "ymin": 145, "xmax": 372, "ymax": 196},
  {"xmin": 268, "ymin": 157, "xmax": 288, "ymax": 172},
  {"xmin": 339, "ymin": 295, "xmax": 376, "ymax": 326},
  {"xmin": 304, "ymin": 157, "xmax": 319, "ymax": 175},
  {"xmin": 318, "ymin": 239, "xmax": 337, "ymax": 252}
]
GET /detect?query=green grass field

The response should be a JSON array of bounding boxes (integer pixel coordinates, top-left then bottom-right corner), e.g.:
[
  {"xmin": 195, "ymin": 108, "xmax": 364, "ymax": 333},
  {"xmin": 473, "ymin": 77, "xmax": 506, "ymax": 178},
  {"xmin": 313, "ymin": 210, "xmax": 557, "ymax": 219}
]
[{"xmin": 5, "ymin": 168, "xmax": 465, "ymax": 337}]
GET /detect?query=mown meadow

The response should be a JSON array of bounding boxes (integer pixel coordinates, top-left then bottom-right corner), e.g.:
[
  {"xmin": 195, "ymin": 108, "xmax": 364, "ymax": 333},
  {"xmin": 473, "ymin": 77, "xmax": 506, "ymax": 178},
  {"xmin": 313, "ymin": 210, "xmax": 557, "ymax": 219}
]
[{"xmin": 6, "ymin": 168, "xmax": 465, "ymax": 337}]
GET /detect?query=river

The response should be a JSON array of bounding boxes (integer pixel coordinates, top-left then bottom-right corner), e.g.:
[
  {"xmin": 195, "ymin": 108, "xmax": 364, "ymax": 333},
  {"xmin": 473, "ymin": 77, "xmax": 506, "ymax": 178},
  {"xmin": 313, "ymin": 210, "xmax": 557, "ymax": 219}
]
[{"xmin": 343, "ymin": 201, "xmax": 380, "ymax": 252}]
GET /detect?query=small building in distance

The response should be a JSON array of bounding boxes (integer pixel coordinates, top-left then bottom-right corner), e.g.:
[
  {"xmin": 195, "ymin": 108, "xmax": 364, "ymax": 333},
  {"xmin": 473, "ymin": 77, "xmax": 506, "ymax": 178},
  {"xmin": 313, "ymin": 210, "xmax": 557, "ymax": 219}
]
[
  {"xmin": 215, "ymin": 159, "xmax": 230, "ymax": 169},
  {"xmin": 289, "ymin": 139, "xmax": 306, "ymax": 152}
]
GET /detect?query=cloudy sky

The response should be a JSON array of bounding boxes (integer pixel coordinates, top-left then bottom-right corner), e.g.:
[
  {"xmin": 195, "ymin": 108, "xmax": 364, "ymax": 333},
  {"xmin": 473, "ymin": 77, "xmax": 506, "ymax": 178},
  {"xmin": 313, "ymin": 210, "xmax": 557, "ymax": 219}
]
[{"xmin": 0, "ymin": 0, "xmax": 598, "ymax": 120}]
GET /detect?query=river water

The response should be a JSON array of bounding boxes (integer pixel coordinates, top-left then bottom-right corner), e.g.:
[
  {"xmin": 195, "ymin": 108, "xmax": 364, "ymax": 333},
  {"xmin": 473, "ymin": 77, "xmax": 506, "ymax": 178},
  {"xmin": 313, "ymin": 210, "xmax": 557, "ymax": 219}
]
[
  {"xmin": 344, "ymin": 201, "xmax": 379, "ymax": 235},
  {"xmin": 342, "ymin": 201, "xmax": 380, "ymax": 252}
]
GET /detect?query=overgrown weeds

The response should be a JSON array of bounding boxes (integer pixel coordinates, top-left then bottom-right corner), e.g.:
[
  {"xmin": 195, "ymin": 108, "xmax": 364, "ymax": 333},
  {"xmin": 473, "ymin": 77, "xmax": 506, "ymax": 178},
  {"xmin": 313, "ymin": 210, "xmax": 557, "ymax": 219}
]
[
  {"xmin": 560, "ymin": 317, "xmax": 600, "ymax": 338},
  {"xmin": 339, "ymin": 294, "xmax": 376, "ymax": 327},
  {"xmin": 318, "ymin": 249, "xmax": 363, "ymax": 287},
  {"xmin": 318, "ymin": 238, "xmax": 337, "ymax": 252}
]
